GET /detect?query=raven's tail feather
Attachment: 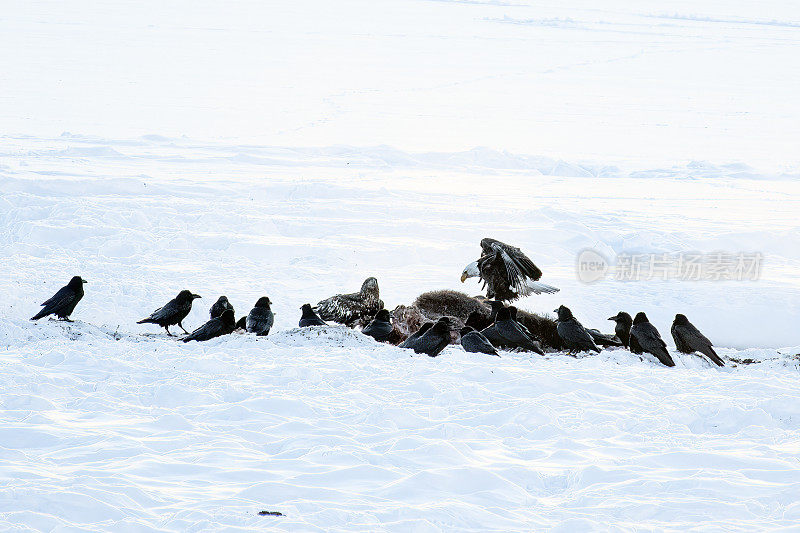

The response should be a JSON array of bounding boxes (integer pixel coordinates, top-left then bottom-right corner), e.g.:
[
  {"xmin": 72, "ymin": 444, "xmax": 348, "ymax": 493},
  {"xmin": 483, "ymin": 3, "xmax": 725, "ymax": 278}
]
[
  {"xmin": 658, "ymin": 350, "xmax": 676, "ymax": 367},
  {"xmin": 705, "ymin": 346, "xmax": 725, "ymax": 367}
]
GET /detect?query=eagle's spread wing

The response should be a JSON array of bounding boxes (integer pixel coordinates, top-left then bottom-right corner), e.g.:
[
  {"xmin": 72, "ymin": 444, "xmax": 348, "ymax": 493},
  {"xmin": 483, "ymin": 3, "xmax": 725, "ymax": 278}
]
[{"xmin": 479, "ymin": 238, "xmax": 543, "ymax": 297}]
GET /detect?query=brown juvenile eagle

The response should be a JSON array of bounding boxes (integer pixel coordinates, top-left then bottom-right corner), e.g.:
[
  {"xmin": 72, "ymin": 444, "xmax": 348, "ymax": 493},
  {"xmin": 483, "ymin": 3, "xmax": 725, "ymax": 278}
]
[
  {"xmin": 314, "ymin": 277, "xmax": 384, "ymax": 326},
  {"xmin": 460, "ymin": 238, "xmax": 559, "ymax": 302}
]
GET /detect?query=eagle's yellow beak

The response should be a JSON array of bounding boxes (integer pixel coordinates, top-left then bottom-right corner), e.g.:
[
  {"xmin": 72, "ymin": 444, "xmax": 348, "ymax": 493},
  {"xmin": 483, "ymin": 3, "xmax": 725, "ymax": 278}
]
[{"xmin": 460, "ymin": 272, "xmax": 468, "ymax": 282}]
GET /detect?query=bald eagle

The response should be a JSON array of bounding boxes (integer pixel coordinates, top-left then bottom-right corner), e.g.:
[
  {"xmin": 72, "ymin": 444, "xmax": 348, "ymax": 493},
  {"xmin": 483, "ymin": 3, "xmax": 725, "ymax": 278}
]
[
  {"xmin": 314, "ymin": 277, "xmax": 384, "ymax": 326},
  {"xmin": 461, "ymin": 238, "xmax": 559, "ymax": 302}
]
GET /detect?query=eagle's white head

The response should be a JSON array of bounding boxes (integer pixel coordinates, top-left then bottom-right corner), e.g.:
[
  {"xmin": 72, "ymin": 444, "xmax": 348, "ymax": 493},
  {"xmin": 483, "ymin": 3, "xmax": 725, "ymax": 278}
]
[{"xmin": 460, "ymin": 261, "xmax": 480, "ymax": 282}]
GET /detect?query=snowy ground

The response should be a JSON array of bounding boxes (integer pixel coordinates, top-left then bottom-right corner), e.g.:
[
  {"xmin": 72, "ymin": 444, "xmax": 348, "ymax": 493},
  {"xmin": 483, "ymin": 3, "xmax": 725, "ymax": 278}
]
[
  {"xmin": 1, "ymin": 320, "xmax": 799, "ymax": 531},
  {"xmin": 2, "ymin": 0, "xmax": 800, "ymax": 531},
  {"xmin": 2, "ymin": 136, "xmax": 799, "ymax": 532}
]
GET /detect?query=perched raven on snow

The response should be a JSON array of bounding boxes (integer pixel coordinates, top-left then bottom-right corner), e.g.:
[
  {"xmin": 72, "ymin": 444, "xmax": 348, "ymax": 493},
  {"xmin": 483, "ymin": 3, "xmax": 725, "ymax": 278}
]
[
  {"xmin": 608, "ymin": 311, "xmax": 633, "ymax": 349},
  {"xmin": 299, "ymin": 304, "xmax": 327, "ymax": 327},
  {"xmin": 183, "ymin": 309, "xmax": 236, "ymax": 342},
  {"xmin": 460, "ymin": 326, "xmax": 499, "ymax": 356},
  {"xmin": 246, "ymin": 297, "xmax": 274, "ymax": 336},
  {"xmin": 362, "ymin": 309, "xmax": 393, "ymax": 342},
  {"xmin": 630, "ymin": 312, "xmax": 675, "ymax": 367},
  {"xmin": 671, "ymin": 314, "xmax": 724, "ymax": 366},
  {"xmin": 31, "ymin": 276, "xmax": 87, "ymax": 322},
  {"xmin": 210, "ymin": 296, "xmax": 234, "ymax": 319},
  {"xmin": 554, "ymin": 305, "xmax": 600, "ymax": 354},
  {"xmin": 138, "ymin": 290, "xmax": 201, "ymax": 335}
]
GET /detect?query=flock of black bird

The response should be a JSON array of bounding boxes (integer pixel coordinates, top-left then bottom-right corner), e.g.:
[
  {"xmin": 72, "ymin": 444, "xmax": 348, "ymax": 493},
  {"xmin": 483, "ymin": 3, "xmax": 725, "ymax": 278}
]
[{"xmin": 29, "ymin": 238, "xmax": 724, "ymax": 367}]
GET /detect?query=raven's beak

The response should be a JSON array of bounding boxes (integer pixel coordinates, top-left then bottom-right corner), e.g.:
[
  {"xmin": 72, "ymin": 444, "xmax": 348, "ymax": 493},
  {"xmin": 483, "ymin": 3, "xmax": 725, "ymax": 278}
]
[
  {"xmin": 460, "ymin": 272, "xmax": 468, "ymax": 283},
  {"xmin": 82, "ymin": 280, "xmax": 88, "ymax": 284},
  {"xmin": 607, "ymin": 315, "xmax": 616, "ymax": 321},
  {"xmin": 553, "ymin": 308, "xmax": 558, "ymax": 313},
  {"xmin": 193, "ymin": 294, "xmax": 202, "ymax": 299}
]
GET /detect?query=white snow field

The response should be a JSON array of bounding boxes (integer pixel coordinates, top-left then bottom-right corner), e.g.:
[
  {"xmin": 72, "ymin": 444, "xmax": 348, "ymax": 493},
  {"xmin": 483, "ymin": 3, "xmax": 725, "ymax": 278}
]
[
  {"xmin": 2, "ymin": 137, "xmax": 800, "ymax": 532},
  {"xmin": 2, "ymin": 0, "xmax": 800, "ymax": 531}
]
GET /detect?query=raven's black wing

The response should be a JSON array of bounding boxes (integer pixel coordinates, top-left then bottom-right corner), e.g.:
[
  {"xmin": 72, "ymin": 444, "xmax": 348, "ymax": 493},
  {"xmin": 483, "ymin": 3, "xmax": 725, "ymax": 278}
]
[
  {"xmin": 633, "ymin": 323, "xmax": 674, "ymax": 366},
  {"xmin": 461, "ymin": 331, "xmax": 499, "ymax": 355},
  {"xmin": 40, "ymin": 285, "xmax": 74, "ymax": 308},
  {"xmin": 673, "ymin": 322, "xmax": 723, "ymax": 366},
  {"xmin": 148, "ymin": 299, "xmax": 181, "ymax": 322}
]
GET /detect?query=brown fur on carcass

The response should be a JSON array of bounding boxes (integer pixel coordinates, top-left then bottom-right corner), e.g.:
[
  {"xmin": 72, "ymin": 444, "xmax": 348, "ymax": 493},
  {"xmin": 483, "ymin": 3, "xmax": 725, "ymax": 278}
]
[
  {"xmin": 388, "ymin": 290, "xmax": 561, "ymax": 348},
  {"xmin": 413, "ymin": 290, "xmax": 492, "ymax": 323},
  {"xmin": 388, "ymin": 304, "xmax": 425, "ymax": 345},
  {"xmin": 388, "ymin": 305, "xmax": 461, "ymax": 345},
  {"xmin": 415, "ymin": 290, "xmax": 496, "ymax": 344},
  {"xmin": 389, "ymin": 290, "xmax": 492, "ymax": 345}
]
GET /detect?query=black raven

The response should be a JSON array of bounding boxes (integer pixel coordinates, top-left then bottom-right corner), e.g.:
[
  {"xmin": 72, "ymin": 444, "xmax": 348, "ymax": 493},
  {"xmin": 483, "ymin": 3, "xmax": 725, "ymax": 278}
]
[
  {"xmin": 362, "ymin": 309, "xmax": 393, "ymax": 342},
  {"xmin": 460, "ymin": 326, "xmax": 499, "ymax": 356},
  {"xmin": 299, "ymin": 304, "xmax": 327, "ymax": 327},
  {"xmin": 479, "ymin": 323, "xmax": 507, "ymax": 350},
  {"xmin": 405, "ymin": 317, "xmax": 451, "ymax": 357},
  {"xmin": 399, "ymin": 322, "xmax": 433, "ymax": 348},
  {"xmin": 554, "ymin": 305, "xmax": 600, "ymax": 354},
  {"xmin": 494, "ymin": 307, "xmax": 544, "ymax": 354},
  {"xmin": 183, "ymin": 309, "xmax": 236, "ymax": 342},
  {"xmin": 671, "ymin": 314, "xmax": 724, "ymax": 366},
  {"xmin": 608, "ymin": 312, "xmax": 633, "ymax": 349},
  {"xmin": 246, "ymin": 297, "xmax": 274, "ymax": 336},
  {"xmin": 210, "ymin": 296, "xmax": 234, "ymax": 319},
  {"xmin": 630, "ymin": 312, "xmax": 675, "ymax": 367},
  {"xmin": 31, "ymin": 276, "xmax": 87, "ymax": 321},
  {"xmin": 137, "ymin": 290, "xmax": 201, "ymax": 335},
  {"xmin": 586, "ymin": 329, "xmax": 623, "ymax": 347}
]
